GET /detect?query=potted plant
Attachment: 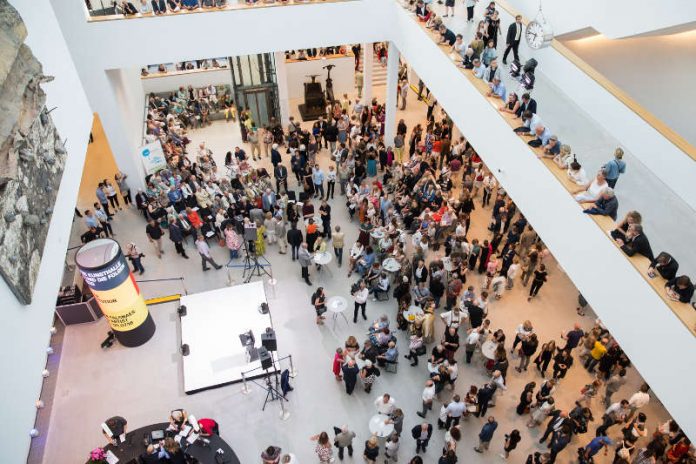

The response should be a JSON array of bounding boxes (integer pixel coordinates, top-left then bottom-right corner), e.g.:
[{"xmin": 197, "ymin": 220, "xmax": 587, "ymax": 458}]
[{"xmin": 88, "ymin": 447, "xmax": 108, "ymax": 464}]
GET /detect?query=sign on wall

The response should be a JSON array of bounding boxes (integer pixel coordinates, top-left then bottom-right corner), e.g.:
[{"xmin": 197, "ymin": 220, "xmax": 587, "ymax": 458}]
[{"xmin": 139, "ymin": 141, "xmax": 167, "ymax": 175}]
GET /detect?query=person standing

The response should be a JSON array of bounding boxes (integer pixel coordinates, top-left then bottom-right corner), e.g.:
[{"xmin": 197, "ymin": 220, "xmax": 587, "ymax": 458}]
[
  {"xmin": 465, "ymin": 0, "xmax": 476, "ymax": 22},
  {"xmin": 595, "ymin": 399, "xmax": 630, "ymax": 437},
  {"xmin": 298, "ymin": 242, "xmax": 313, "ymax": 286},
  {"xmin": 287, "ymin": 221, "xmax": 303, "ymax": 261},
  {"xmin": 363, "ymin": 435, "xmax": 380, "ymax": 464},
  {"xmin": 310, "ymin": 432, "xmax": 333, "ymax": 464},
  {"xmin": 168, "ymin": 218, "xmax": 189, "ymax": 259},
  {"xmin": 603, "ymin": 368, "xmax": 627, "ymax": 407},
  {"xmin": 319, "ymin": 199, "xmax": 332, "ymax": 239},
  {"xmin": 503, "ymin": 15, "xmax": 523, "ymax": 65},
  {"xmin": 501, "ymin": 429, "xmax": 521, "ymax": 459},
  {"xmin": 352, "ymin": 69, "xmax": 364, "ymax": 98},
  {"xmin": 474, "ymin": 416, "xmax": 498, "ymax": 453},
  {"xmin": 125, "ymin": 242, "xmax": 145, "ymax": 275},
  {"xmin": 312, "ymin": 164, "xmax": 325, "ymax": 199},
  {"xmin": 115, "ymin": 172, "xmax": 132, "ymax": 206},
  {"xmin": 384, "ymin": 433, "xmax": 399, "ymax": 463},
  {"xmin": 145, "ymin": 218, "xmax": 164, "ymax": 259},
  {"xmin": 333, "ymin": 425, "xmax": 356, "ymax": 460},
  {"xmin": 627, "ymin": 384, "xmax": 650, "ymax": 420},
  {"xmin": 411, "ymin": 422, "xmax": 433, "ymax": 454},
  {"xmin": 602, "ymin": 147, "xmax": 626, "ymax": 189},
  {"xmin": 274, "ymin": 163, "xmax": 289, "ymax": 194},
  {"xmin": 527, "ymin": 264, "xmax": 548, "ymax": 301},
  {"xmin": 548, "ymin": 426, "xmax": 572, "ymax": 464},
  {"xmin": 352, "ymin": 280, "xmax": 369, "ymax": 323},
  {"xmin": 196, "ymin": 235, "xmax": 222, "ymax": 271},
  {"xmin": 399, "ymin": 79, "xmax": 409, "ymax": 110},
  {"xmin": 342, "ymin": 359, "xmax": 359, "ymax": 395},
  {"xmin": 332, "ymin": 225, "xmax": 345, "ymax": 267},
  {"xmin": 96, "ymin": 183, "xmax": 112, "ymax": 218},
  {"xmin": 417, "ymin": 379, "xmax": 435, "ymax": 418},
  {"xmin": 326, "ymin": 165, "xmax": 336, "ymax": 199},
  {"xmin": 93, "ymin": 204, "xmax": 113, "ymax": 237},
  {"xmin": 444, "ymin": 395, "xmax": 466, "ymax": 429}
]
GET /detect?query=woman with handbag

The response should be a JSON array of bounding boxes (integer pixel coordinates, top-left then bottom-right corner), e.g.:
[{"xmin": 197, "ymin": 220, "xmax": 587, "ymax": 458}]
[{"xmin": 312, "ymin": 287, "xmax": 327, "ymax": 325}]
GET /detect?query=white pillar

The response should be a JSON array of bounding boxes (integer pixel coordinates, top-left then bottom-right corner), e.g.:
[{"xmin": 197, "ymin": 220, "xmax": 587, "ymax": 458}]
[
  {"xmin": 274, "ymin": 52, "xmax": 291, "ymax": 127},
  {"xmin": 362, "ymin": 43, "xmax": 373, "ymax": 105},
  {"xmin": 384, "ymin": 42, "xmax": 400, "ymax": 147}
]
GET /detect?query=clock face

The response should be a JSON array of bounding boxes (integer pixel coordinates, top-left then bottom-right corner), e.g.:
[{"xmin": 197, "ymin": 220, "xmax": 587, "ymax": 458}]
[{"xmin": 526, "ymin": 20, "xmax": 546, "ymax": 49}]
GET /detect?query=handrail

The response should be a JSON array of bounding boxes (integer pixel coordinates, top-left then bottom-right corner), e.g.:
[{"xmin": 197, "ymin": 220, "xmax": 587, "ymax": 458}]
[
  {"xmin": 495, "ymin": 0, "xmax": 696, "ymax": 160},
  {"xmin": 141, "ymin": 66, "xmax": 230, "ymax": 80},
  {"xmin": 86, "ymin": 0, "xmax": 360, "ymax": 23},
  {"xmin": 410, "ymin": 11, "xmax": 696, "ymax": 336}
]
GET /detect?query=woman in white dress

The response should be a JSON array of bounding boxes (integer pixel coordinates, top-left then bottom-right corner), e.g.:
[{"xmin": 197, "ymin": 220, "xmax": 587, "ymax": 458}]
[{"xmin": 573, "ymin": 171, "xmax": 608, "ymax": 203}]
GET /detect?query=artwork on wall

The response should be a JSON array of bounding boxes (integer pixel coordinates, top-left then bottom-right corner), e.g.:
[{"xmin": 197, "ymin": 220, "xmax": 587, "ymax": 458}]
[{"xmin": 0, "ymin": 0, "xmax": 68, "ymax": 304}]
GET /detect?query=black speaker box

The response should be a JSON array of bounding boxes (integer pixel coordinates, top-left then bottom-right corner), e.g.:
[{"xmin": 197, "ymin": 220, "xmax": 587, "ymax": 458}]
[
  {"xmin": 261, "ymin": 329, "xmax": 277, "ymax": 352},
  {"xmin": 258, "ymin": 346, "xmax": 273, "ymax": 370}
]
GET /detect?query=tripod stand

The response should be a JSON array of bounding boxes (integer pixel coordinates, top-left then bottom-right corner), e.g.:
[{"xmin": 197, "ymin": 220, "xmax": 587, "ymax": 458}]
[
  {"xmin": 261, "ymin": 366, "xmax": 283, "ymax": 411},
  {"xmin": 227, "ymin": 239, "xmax": 273, "ymax": 283}
]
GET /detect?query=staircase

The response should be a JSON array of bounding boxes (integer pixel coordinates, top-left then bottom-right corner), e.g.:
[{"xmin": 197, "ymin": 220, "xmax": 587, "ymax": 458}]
[{"xmin": 358, "ymin": 51, "xmax": 387, "ymax": 87}]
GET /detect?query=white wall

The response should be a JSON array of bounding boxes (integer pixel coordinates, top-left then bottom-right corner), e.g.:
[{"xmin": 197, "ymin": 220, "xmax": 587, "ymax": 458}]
[
  {"xmin": 389, "ymin": 1, "xmax": 696, "ymax": 440},
  {"xmin": 562, "ymin": 30, "xmax": 696, "ymax": 147},
  {"xmin": 285, "ymin": 56, "xmax": 355, "ymax": 99},
  {"xmin": 503, "ymin": 0, "xmax": 696, "ymax": 39},
  {"xmin": 1, "ymin": 1, "xmax": 93, "ymax": 461},
  {"xmin": 142, "ymin": 68, "xmax": 233, "ymax": 95}
]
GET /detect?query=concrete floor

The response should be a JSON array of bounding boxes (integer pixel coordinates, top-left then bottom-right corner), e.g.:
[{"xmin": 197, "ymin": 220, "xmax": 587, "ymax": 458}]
[{"xmin": 41, "ymin": 83, "xmax": 674, "ymax": 464}]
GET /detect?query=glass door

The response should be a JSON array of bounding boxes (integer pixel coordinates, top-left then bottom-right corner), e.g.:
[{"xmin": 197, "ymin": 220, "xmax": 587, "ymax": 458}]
[{"xmin": 229, "ymin": 53, "xmax": 280, "ymax": 128}]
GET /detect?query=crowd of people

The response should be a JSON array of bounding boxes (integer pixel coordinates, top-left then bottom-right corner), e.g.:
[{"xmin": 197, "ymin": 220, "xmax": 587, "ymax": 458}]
[
  {"xmin": 78, "ymin": 3, "xmax": 694, "ymax": 462},
  {"xmin": 414, "ymin": 0, "xmax": 695, "ymax": 309}
]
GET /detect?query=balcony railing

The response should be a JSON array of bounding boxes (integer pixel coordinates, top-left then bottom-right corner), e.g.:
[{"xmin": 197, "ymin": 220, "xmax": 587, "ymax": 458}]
[
  {"xmin": 85, "ymin": 0, "xmax": 359, "ymax": 22},
  {"xmin": 402, "ymin": 3, "xmax": 696, "ymax": 335}
]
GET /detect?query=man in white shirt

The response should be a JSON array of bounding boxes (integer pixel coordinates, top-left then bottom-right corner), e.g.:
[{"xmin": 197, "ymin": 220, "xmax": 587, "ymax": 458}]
[
  {"xmin": 375, "ymin": 393, "xmax": 396, "ymax": 415},
  {"xmin": 596, "ymin": 399, "xmax": 630, "ymax": 436},
  {"xmin": 195, "ymin": 235, "xmax": 222, "ymax": 271},
  {"xmin": 464, "ymin": 328, "xmax": 480, "ymax": 364},
  {"xmin": 489, "ymin": 370, "xmax": 507, "ymax": 406},
  {"xmin": 440, "ymin": 307, "xmax": 465, "ymax": 330},
  {"xmin": 353, "ymin": 280, "xmax": 369, "ymax": 323},
  {"xmin": 627, "ymin": 384, "xmax": 650, "ymax": 420},
  {"xmin": 417, "ymin": 380, "xmax": 435, "ymax": 418},
  {"xmin": 445, "ymin": 394, "xmax": 466, "ymax": 428}
]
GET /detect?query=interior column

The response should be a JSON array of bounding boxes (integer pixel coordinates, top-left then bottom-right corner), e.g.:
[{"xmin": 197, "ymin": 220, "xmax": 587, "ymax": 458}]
[
  {"xmin": 384, "ymin": 42, "xmax": 399, "ymax": 147},
  {"xmin": 273, "ymin": 52, "xmax": 291, "ymax": 127},
  {"xmin": 362, "ymin": 43, "xmax": 373, "ymax": 105}
]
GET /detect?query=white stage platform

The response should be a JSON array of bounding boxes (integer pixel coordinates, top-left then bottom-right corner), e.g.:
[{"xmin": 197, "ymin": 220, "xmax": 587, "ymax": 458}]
[{"xmin": 180, "ymin": 281, "xmax": 276, "ymax": 394}]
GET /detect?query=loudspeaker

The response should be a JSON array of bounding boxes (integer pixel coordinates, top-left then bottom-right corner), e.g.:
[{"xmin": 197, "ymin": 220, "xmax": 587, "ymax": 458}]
[
  {"xmin": 181, "ymin": 344, "xmax": 190, "ymax": 356},
  {"xmin": 259, "ymin": 302, "xmax": 269, "ymax": 315},
  {"xmin": 244, "ymin": 224, "xmax": 258, "ymax": 242},
  {"xmin": 261, "ymin": 328, "xmax": 277, "ymax": 352},
  {"xmin": 258, "ymin": 346, "xmax": 272, "ymax": 370},
  {"xmin": 299, "ymin": 192, "xmax": 309, "ymax": 202},
  {"xmin": 178, "ymin": 305, "xmax": 187, "ymax": 317}
]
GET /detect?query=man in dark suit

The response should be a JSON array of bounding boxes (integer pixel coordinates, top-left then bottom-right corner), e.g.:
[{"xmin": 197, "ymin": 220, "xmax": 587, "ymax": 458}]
[
  {"xmin": 503, "ymin": 15, "xmax": 523, "ymax": 64},
  {"xmin": 411, "ymin": 422, "xmax": 433, "ymax": 454},
  {"xmin": 617, "ymin": 224, "xmax": 654, "ymax": 261},
  {"xmin": 648, "ymin": 252, "xmax": 679, "ymax": 280},
  {"xmin": 539, "ymin": 411, "xmax": 570, "ymax": 445},
  {"xmin": 274, "ymin": 163, "xmax": 289, "ymax": 194},
  {"xmin": 516, "ymin": 92, "xmax": 537, "ymax": 118}
]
